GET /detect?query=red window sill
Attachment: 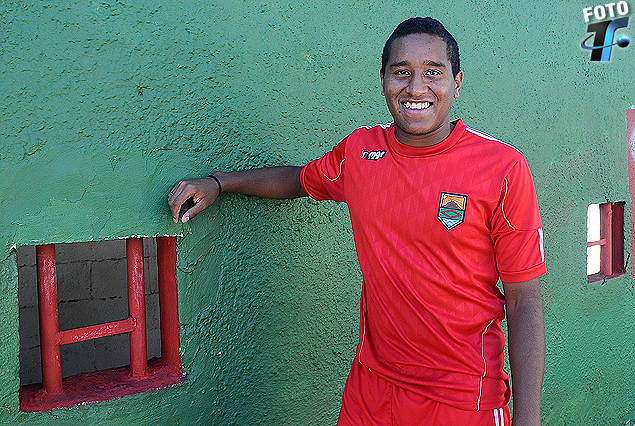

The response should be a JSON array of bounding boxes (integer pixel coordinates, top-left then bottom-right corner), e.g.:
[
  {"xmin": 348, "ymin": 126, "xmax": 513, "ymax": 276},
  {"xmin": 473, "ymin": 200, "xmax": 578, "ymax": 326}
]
[
  {"xmin": 19, "ymin": 358, "xmax": 186, "ymax": 412},
  {"xmin": 587, "ymin": 271, "xmax": 625, "ymax": 283}
]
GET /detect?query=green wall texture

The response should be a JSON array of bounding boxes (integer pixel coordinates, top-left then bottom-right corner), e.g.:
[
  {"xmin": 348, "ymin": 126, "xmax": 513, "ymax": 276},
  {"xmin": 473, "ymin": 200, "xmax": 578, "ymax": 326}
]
[{"xmin": 1, "ymin": 0, "xmax": 634, "ymax": 424}]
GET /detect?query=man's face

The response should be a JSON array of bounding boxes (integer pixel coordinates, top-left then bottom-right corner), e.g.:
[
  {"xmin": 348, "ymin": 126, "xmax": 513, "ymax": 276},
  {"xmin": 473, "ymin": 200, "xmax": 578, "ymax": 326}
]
[{"xmin": 381, "ymin": 33, "xmax": 463, "ymax": 147}]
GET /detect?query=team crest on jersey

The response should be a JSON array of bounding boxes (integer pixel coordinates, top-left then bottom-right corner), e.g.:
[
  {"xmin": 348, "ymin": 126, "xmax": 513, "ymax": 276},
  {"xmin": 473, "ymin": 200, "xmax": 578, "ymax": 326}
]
[{"xmin": 438, "ymin": 192, "xmax": 468, "ymax": 231}]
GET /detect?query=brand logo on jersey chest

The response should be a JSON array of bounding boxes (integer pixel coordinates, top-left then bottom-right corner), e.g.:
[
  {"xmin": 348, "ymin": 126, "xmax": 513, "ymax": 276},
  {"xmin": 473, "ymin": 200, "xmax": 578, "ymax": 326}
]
[{"xmin": 361, "ymin": 149, "xmax": 386, "ymax": 161}]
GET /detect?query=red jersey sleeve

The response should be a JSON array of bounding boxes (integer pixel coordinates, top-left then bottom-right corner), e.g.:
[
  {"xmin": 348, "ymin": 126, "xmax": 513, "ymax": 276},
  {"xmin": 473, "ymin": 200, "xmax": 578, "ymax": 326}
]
[
  {"xmin": 300, "ymin": 137, "xmax": 348, "ymax": 202},
  {"xmin": 491, "ymin": 155, "xmax": 546, "ymax": 283}
]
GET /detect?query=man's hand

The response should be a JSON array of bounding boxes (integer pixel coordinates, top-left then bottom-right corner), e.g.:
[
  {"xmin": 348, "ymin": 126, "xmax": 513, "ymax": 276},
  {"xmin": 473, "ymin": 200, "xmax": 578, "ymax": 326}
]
[{"xmin": 168, "ymin": 176, "xmax": 221, "ymax": 223}]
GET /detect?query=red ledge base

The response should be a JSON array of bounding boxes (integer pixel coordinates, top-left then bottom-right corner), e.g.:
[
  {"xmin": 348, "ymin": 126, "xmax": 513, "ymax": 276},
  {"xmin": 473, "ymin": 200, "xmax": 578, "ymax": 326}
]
[{"xmin": 19, "ymin": 358, "xmax": 187, "ymax": 412}]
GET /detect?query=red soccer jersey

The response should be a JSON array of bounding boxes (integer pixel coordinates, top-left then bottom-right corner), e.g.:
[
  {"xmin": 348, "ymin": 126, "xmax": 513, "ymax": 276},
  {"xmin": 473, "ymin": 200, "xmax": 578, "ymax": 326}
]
[{"xmin": 300, "ymin": 119, "xmax": 546, "ymax": 411}]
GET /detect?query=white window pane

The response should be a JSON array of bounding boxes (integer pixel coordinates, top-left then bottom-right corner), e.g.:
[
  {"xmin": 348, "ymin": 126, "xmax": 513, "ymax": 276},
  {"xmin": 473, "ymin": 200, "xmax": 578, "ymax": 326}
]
[
  {"xmin": 587, "ymin": 204, "xmax": 601, "ymax": 276},
  {"xmin": 587, "ymin": 204, "xmax": 600, "ymax": 242},
  {"xmin": 587, "ymin": 245, "xmax": 601, "ymax": 275}
]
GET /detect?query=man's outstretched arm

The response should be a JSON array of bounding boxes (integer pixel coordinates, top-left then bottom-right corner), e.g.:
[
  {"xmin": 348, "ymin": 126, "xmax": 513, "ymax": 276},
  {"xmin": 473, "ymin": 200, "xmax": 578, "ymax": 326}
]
[
  {"xmin": 502, "ymin": 277, "xmax": 545, "ymax": 426},
  {"xmin": 168, "ymin": 166, "xmax": 307, "ymax": 223}
]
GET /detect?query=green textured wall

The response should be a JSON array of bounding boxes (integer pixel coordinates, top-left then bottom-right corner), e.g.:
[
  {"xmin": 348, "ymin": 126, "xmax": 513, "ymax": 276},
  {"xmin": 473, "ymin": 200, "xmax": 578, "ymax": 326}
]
[{"xmin": 1, "ymin": 0, "xmax": 634, "ymax": 424}]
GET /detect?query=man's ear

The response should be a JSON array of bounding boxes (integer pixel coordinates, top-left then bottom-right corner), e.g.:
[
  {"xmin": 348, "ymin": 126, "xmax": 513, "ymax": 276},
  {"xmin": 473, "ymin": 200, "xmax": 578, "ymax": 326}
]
[
  {"xmin": 380, "ymin": 70, "xmax": 385, "ymax": 96},
  {"xmin": 454, "ymin": 70, "xmax": 464, "ymax": 99}
]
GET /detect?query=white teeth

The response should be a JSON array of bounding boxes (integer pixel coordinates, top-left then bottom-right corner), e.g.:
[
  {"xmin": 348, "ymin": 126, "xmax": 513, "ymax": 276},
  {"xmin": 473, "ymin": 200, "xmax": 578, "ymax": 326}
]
[{"xmin": 405, "ymin": 102, "xmax": 430, "ymax": 110}]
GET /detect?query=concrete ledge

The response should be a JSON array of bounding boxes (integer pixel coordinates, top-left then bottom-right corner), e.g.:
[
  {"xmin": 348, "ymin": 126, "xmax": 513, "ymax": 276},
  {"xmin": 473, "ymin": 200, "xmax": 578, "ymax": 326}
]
[{"xmin": 19, "ymin": 358, "xmax": 186, "ymax": 412}]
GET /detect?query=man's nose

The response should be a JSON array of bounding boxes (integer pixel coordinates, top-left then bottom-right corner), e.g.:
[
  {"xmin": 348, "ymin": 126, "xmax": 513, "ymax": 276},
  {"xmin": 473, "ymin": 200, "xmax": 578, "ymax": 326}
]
[{"xmin": 407, "ymin": 72, "xmax": 428, "ymax": 96}]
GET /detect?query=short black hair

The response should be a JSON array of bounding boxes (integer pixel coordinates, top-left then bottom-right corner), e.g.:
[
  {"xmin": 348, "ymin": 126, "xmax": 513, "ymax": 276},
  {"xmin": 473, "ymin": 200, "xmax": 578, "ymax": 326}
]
[{"xmin": 381, "ymin": 17, "xmax": 461, "ymax": 78}]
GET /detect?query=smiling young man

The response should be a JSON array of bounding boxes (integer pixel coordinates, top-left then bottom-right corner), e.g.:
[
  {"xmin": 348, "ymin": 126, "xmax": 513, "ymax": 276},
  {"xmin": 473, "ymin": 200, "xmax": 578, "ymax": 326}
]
[{"xmin": 168, "ymin": 17, "xmax": 546, "ymax": 426}]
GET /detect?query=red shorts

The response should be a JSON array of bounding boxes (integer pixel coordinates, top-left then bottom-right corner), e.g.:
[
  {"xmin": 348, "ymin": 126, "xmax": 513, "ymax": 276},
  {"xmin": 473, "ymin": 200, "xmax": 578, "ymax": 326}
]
[{"xmin": 337, "ymin": 361, "xmax": 511, "ymax": 426}]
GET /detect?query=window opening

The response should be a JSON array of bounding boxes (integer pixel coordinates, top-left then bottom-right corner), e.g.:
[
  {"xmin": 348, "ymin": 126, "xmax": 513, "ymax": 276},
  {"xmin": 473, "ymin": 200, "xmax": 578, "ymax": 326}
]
[
  {"xmin": 18, "ymin": 237, "xmax": 185, "ymax": 412},
  {"xmin": 587, "ymin": 202, "xmax": 625, "ymax": 283}
]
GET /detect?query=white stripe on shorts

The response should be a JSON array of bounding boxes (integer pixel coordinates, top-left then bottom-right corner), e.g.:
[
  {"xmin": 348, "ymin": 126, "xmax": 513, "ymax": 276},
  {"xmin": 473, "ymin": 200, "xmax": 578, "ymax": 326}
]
[{"xmin": 494, "ymin": 407, "xmax": 504, "ymax": 426}]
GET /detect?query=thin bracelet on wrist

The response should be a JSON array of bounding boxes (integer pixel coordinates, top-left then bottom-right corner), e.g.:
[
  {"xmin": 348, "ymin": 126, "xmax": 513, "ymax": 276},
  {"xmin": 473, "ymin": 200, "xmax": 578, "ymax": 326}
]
[{"xmin": 208, "ymin": 174, "xmax": 222, "ymax": 197}]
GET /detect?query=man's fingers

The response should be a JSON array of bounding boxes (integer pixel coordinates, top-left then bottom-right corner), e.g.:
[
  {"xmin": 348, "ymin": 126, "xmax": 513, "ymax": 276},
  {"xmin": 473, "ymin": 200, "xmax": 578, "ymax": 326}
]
[
  {"xmin": 168, "ymin": 182, "xmax": 195, "ymax": 222},
  {"xmin": 169, "ymin": 193, "xmax": 188, "ymax": 223},
  {"xmin": 167, "ymin": 178, "xmax": 219, "ymax": 223},
  {"xmin": 167, "ymin": 181, "xmax": 184, "ymax": 204},
  {"xmin": 181, "ymin": 197, "xmax": 210, "ymax": 223}
]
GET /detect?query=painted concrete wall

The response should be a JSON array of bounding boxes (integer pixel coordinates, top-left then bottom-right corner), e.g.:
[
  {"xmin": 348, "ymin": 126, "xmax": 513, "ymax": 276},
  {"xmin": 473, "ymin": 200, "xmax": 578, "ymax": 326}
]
[{"xmin": 1, "ymin": 0, "xmax": 634, "ymax": 424}]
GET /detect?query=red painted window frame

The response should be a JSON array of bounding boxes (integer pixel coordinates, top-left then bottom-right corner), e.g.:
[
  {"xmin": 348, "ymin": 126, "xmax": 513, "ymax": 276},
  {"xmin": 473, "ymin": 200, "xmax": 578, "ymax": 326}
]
[
  {"xmin": 587, "ymin": 202, "xmax": 625, "ymax": 283},
  {"xmin": 19, "ymin": 237, "xmax": 185, "ymax": 412}
]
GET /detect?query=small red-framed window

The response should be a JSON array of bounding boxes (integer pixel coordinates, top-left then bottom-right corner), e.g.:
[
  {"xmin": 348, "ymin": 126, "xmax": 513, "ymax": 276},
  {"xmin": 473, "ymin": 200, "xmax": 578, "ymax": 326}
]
[
  {"xmin": 18, "ymin": 237, "xmax": 185, "ymax": 412},
  {"xmin": 587, "ymin": 202, "xmax": 625, "ymax": 283}
]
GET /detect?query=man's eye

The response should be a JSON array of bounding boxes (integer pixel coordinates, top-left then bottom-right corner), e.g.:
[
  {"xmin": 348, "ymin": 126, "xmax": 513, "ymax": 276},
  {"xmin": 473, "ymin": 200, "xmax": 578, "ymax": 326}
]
[
  {"xmin": 425, "ymin": 69, "xmax": 441, "ymax": 76},
  {"xmin": 395, "ymin": 69, "xmax": 410, "ymax": 76}
]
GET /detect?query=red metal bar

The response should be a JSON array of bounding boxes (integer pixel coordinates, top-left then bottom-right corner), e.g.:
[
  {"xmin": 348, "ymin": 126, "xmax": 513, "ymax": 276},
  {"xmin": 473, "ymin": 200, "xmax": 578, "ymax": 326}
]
[
  {"xmin": 610, "ymin": 202, "xmax": 625, "ymax": 274},
  {"xmin": 600, "ymin": 203, "xmax": 613, "ymax": 276},
  {"xmin": 157, "ymin": 237, "xmax": 181, "ymax": 371},
  {"xmin": 587, "ymin": 239, "xmax": 606, "ymax": 247},
  {"xmin": 36, "ymin": 245, "xmax": 63, "ymax": 394},
  {"xmin": 58, "ymin": 317, "xmax": 136, "ymax": 346},
  {"xmin": 127, "ymin": 238, "xmax": 148, "ymax": 379}
]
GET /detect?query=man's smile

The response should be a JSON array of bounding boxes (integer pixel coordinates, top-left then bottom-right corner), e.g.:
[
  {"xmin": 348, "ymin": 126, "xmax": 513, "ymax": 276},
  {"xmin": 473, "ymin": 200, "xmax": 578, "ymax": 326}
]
[{"xmin": 403, "ymin": 101, "xmax": 431, "ymax": 111}]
